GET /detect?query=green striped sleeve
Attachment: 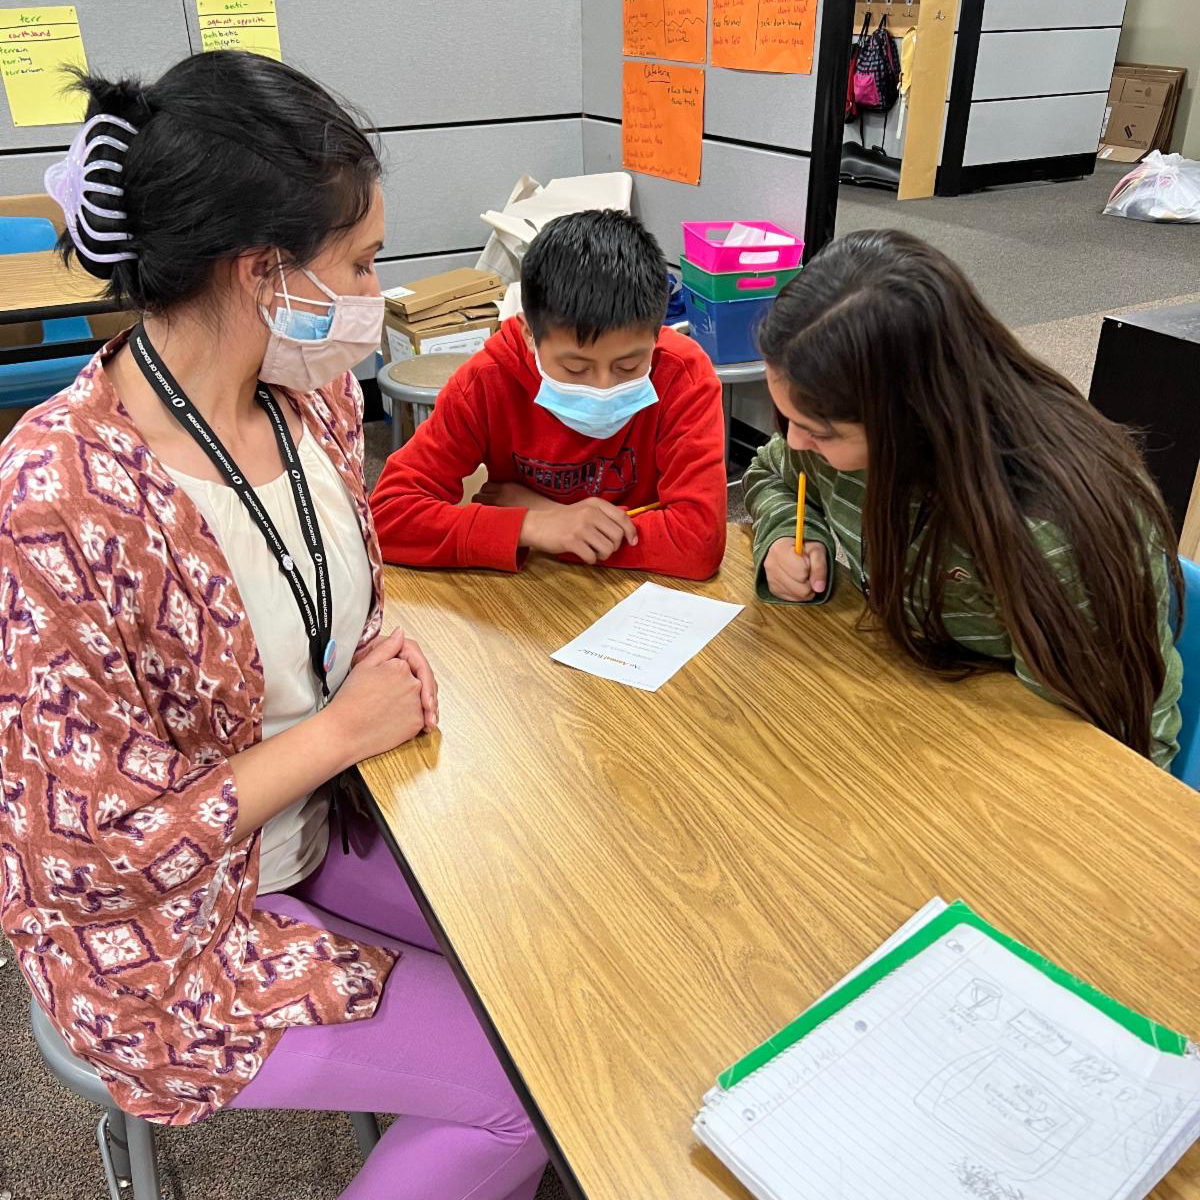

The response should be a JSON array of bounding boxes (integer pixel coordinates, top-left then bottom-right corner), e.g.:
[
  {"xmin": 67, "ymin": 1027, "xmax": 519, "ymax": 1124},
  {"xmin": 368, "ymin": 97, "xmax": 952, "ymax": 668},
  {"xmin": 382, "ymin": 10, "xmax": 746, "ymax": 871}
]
[
  {"xmin": 1009, "ymin": 521, "xmax": 1182, "ymax": 770},
  {"xmin": 742, "ymin": 435, "xmax": 836, "ymax": 605},
  {"xmin": 1146, "ymin": 550, "xmax": 1184, "ymax": 769}
]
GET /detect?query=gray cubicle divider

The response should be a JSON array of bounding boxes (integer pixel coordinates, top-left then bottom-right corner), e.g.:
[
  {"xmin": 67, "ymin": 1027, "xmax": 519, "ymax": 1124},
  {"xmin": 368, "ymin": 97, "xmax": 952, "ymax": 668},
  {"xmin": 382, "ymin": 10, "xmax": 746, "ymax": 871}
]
[
  {"xmin": 940, "ymin": 0, "xmax": 1126, "ymax": 194},
  {"xmin": 0, "ymin": 1, "xmax": 838, "ymax": 288},
  {"xmin": 842, "ymin": 0, "xmax": 1127, "ymax": 196},
  {"xmin": 583, "ymin": 119, "xmax": 810, "ymax": 266},
  {"xmin": 582, "ymin": 0, "xmax": 825, "ymax": 264},
  {"xmin": 375, "ymin": 120, "xmax": 583, "ymax": 261},
  {"xmin": 0, "ymin": 147, "xmax": 65, "ymax": 196},
  {"xmin": 582, "ymin": 0, "xmax": 822, "ymax": 151},
  {"xmin": 180, "ymin": 0, "xmax": 582, "ymax": 129},
  {"xmin": 0, "ymin": 0, "xmax": 192, "ymax": 152},
  {"xmin": 0, "ymin": 0, "xmax": 585, "ymax": 283},
  {"xmin": 175, "ymin": 0, "xmax": 588, "ymax": 277}
]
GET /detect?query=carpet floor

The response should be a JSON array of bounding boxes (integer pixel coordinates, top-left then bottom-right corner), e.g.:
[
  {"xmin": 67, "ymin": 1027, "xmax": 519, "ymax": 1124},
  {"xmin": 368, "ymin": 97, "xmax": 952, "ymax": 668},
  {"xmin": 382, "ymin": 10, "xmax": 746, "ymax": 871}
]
[
  {"xmin": 835, "ymin": 162, "xmax": 1199, "ymax": 327},
  {"xmin": 4, "ymin": 167, "xmax": 1196, "ymax": 1200}
]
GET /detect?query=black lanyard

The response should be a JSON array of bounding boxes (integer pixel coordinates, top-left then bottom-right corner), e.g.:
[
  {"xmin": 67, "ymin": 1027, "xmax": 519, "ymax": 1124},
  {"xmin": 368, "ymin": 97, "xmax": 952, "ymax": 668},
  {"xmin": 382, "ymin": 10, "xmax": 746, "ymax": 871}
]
[{"xmin": 130, "ymin": 323, "xmax": 335, "ymax": 702}]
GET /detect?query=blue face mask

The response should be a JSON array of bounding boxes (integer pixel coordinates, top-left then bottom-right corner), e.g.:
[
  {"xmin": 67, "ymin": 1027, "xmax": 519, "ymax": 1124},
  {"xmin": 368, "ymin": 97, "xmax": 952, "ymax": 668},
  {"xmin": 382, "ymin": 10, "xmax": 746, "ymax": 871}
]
[
  {"xmin": 260, "ymin": 249, "xmax": 335, "ymax": 341},
  {"xmin": 270, "ymin": 303, "xmax": 333, "ymax": 341},
  {"xmin": 532, "ymin": 349, "xmax": 659, "ymax": 440}
]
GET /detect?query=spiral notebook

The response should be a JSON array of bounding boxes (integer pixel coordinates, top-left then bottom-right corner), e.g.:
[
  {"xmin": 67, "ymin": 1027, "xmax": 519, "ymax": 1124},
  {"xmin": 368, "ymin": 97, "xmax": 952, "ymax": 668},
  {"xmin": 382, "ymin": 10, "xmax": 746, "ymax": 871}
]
[{"xmin": 694, "ymin": 899, "xmax": 1200, "ymax": 1200}]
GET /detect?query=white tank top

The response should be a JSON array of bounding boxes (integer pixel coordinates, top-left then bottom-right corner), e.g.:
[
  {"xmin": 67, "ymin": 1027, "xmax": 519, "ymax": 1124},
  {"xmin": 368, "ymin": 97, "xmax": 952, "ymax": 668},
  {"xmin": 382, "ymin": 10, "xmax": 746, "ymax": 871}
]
[{"xmin": 167, "ymin": 427, "xmax": 373, "ymax": 894}]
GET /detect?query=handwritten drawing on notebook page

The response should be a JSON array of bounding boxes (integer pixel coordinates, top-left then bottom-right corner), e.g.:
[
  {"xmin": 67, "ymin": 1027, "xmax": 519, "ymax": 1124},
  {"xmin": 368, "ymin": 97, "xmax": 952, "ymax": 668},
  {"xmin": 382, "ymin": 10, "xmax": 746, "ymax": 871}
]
[{"xmin": 695, "ymin": 915, "xmax": 1200, "ymax": 1199}]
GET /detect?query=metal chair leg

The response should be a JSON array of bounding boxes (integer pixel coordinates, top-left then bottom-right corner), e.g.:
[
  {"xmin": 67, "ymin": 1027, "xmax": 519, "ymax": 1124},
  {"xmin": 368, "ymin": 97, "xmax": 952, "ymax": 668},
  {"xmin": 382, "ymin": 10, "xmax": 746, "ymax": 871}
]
[
  {"xmin": 349, "ymin": 1111, "xmax": 381, "ymax": 1155},
  {"xmin": 96, "ymin": 1113, "xmax": 127, "ymax": 1200},
  {"xmin": 104, "ymin": 1107, "xmax": 133, "ymax": 1183},
  {"xmin": 124, "ymin": 1114, "xmax": 162, "ymax": 1200}
]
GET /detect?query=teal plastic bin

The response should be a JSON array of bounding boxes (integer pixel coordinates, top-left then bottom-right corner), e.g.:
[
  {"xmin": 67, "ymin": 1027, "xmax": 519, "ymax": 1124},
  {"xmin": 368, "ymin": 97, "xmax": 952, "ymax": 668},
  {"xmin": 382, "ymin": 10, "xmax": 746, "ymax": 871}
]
[{"xmin": 680, "ymin": 255, "xmax": 800, "ymax": 304}]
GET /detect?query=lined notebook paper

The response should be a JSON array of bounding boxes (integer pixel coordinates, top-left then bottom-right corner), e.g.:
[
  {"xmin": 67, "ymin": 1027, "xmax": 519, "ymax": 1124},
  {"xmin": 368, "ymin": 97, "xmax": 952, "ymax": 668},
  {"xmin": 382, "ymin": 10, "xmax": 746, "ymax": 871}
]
[{"xmin": 695, "ymin": 900, "xmax": 1200, "ymax": 1200}]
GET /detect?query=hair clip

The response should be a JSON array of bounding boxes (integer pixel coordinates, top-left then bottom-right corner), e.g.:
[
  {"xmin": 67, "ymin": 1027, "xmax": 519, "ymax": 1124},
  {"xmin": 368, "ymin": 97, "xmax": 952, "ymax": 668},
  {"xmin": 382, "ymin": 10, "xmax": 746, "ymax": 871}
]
[{"xmin": 44, "ymin": 113, "xmax": 140, "ymax": 264}]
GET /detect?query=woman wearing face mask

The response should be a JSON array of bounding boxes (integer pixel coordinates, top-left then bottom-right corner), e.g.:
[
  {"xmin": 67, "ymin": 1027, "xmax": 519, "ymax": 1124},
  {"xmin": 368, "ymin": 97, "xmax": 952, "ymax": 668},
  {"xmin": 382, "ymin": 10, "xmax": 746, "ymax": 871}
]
[{"xmin": 0, "ymin": 53, "xmax": 547, "ymax": 1200}]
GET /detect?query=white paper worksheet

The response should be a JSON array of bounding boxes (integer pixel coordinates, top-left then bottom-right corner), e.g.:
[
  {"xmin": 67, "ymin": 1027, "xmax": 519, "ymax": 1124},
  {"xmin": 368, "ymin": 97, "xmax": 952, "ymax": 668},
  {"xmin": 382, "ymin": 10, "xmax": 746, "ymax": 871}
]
[
  {"xmin": 694, "ymin": 919, "xmax": 1200, "ymax": 1200},
  {"xmin": 551, "ymin": 582, "xmax": 743, "ymax": 692}
]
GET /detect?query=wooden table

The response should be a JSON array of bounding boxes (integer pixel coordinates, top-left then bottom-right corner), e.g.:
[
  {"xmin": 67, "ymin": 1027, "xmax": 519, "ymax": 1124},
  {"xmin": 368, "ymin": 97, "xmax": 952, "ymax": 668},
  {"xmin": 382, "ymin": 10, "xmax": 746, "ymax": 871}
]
[
  {"xmin": 0, "ymin": 250, "xmax": 115, "ymax": 367},
  {"xmin": 0, "ymin": 250, "xmax": 112, "ymax": 323},
  {"xmin": 360, "ymin": 525, "xmax": 1200, "ymax": 1200}
]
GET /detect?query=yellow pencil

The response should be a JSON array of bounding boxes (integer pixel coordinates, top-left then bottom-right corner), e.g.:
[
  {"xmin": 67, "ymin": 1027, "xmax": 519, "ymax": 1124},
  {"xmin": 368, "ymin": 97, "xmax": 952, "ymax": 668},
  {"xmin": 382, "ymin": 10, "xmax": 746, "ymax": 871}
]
[
  {"xmin": 794, "ymin": 472, "xmax": 806, "ymax": 555},
  {"xmin": 626, "ymin": 501, "xmax": 663, "ymax": 518}
]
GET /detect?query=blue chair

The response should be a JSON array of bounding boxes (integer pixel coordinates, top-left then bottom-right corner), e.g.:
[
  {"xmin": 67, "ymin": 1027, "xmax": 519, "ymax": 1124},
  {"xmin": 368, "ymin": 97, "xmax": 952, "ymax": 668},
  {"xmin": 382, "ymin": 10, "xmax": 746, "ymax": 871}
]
[
  {"xmin": 1173, "ymin": 556, "xmax": 1200, "ymax": 787},
  {"xmin": 0, "ymin": 215, "xmax": 95, "ymax": 407}
]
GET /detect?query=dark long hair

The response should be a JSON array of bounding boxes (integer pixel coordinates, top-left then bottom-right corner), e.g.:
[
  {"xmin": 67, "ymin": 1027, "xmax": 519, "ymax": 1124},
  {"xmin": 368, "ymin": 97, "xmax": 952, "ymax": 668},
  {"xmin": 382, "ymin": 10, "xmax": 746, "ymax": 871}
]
[
  {"xmin": 757, "ymin": 229, "xmax": 1182, "ymax": 759},
  {"xmin": 59, "ymin": 51, "xmax": 380, "ymax": 312}
]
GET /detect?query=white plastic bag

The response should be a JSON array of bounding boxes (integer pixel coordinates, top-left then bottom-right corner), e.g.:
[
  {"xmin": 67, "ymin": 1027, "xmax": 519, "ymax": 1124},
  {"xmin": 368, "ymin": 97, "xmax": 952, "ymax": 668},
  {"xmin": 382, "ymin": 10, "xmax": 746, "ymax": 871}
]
[
  {"xmin": 476, "ymin": 172, "xmax": 634, "ymax": 283},
  {"xmin": 1103, "ymin": 151, "xmax": 1200, "ymax": 223}
]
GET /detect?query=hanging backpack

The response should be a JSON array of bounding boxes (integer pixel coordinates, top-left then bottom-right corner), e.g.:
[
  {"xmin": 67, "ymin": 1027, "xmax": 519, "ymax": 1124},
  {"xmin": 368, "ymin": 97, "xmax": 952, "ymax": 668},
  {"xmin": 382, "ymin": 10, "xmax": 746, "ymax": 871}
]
[
  {"xmin": 852, "ymin": 13, "xmax": 901, "ymax": 113},
  {"xmin": 845, "ymin": 12, "xmax": 869, "ymax": 121}
]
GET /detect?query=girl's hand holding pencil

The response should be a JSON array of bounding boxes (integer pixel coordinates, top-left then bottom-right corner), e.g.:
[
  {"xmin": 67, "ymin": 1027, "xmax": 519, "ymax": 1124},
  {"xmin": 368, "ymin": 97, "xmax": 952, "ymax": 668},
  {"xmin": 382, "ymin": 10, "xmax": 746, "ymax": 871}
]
[
  {"xmin": 765, "ymin": 473, "xmax": 826, "ymax": 601},
  {"xmin": 764, "ymin": 538, "xmax": 828, "ymax": 602}
]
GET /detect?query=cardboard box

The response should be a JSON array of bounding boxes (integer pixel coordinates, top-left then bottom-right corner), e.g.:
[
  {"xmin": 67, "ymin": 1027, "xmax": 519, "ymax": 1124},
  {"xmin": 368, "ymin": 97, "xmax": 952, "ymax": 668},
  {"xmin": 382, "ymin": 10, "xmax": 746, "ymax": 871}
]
[
  {"xmin": 1118, "ymin": 78, "xmax": 1171, "ymax": 106},
  {"xmin": 1153, "ymin": 69, "xmax": 1187, "ymax": 151},
  {"xmin": 393, "ymin": 284, "xmax": 506, "ymax": 325},
  {"xmin": 462, "ymin": 303, "xmax": 500, "ymax": 321},
  {"xmin": 382, "ymin": 310, "xmax": 498, "ymax": 363},
  {"xmin": 383, "ymin": 268, "xmax": 502, "ymax": 321},
  {"xmin": 403, "ymin": 310, "xmax": 474, "ymax": 335},
  {"xmin": 1100, "ymin": 102, "xmax": 1162, "ymax": 161},
  {"xmin": 1100, "ymin": 63, "xmax": 1188, "ymax": 162}
]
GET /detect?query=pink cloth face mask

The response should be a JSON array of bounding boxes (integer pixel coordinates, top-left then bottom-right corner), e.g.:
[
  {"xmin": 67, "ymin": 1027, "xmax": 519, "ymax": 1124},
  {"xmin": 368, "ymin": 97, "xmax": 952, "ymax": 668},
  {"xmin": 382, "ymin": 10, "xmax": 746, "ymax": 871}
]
[{"xmin": 259, "ymin": 252, "xmax": 384, "ymax": 393}]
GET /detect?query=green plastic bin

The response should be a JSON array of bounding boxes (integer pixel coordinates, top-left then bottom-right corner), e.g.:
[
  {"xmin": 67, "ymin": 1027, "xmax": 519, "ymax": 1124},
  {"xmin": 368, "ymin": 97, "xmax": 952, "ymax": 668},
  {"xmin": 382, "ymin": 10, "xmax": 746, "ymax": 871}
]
[{"xmin": 679, "ymin": 255, "xmax": 801, "ymax": 304}]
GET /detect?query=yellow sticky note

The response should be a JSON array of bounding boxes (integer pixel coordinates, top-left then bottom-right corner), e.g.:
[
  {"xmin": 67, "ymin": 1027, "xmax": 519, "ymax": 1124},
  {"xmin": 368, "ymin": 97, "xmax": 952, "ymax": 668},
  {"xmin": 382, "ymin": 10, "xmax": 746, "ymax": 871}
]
[
  {"xmin": 0, "ymin": 6, "xmax": 89, "ymax": 128},
  {"xmin": 197, "ymin": 0, "xmax": 282, "ymax": 62}
]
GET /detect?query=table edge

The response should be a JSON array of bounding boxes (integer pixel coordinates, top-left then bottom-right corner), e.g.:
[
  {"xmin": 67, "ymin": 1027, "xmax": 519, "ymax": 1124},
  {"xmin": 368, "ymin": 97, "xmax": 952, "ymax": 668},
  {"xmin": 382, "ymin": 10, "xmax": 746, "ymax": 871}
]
[
  {"xmin": 0, "ymin": 298, "xmax": 119, "ymax": 325},
  {"xmin": 361, "ymin": 778, "xmax": 588, "ymax": 1200}
]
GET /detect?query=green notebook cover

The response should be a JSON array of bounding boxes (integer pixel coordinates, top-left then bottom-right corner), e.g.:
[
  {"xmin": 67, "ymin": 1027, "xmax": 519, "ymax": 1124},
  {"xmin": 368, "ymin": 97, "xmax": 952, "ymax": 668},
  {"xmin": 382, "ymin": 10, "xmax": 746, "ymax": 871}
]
[{"xmin": 718, "ymin": 899, "xmax": 1191, "ymax": 1091}]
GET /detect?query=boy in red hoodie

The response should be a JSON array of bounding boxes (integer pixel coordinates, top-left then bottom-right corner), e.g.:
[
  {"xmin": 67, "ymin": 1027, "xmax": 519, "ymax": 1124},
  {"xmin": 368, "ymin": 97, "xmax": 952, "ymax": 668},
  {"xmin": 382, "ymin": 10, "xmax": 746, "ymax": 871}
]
[{"xmin": 370, "ymin": 210, "xmax": 727, "ymax": 580}]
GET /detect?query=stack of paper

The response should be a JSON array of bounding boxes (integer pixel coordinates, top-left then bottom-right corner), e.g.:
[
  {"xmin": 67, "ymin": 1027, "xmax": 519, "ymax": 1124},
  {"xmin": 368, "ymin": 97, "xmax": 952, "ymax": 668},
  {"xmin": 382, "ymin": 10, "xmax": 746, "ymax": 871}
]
[{"xmin": 695, "ymin": 899, "xmax": 1200, "ymax": 1200}]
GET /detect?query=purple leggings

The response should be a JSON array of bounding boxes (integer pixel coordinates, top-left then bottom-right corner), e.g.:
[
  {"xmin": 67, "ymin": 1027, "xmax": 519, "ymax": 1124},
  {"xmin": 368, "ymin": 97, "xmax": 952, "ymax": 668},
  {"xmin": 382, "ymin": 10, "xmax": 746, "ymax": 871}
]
[{"xmin": 230, "ymin": 810, "xmax": 548, "ymax": 1200}]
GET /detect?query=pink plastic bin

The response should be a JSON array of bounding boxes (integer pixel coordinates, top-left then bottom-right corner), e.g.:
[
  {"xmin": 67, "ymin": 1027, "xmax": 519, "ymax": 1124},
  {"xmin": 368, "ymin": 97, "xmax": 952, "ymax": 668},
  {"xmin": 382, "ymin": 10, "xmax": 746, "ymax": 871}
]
[{"xmin": 681, "ymin": 221, "xmax": 804, "ymax": 273}]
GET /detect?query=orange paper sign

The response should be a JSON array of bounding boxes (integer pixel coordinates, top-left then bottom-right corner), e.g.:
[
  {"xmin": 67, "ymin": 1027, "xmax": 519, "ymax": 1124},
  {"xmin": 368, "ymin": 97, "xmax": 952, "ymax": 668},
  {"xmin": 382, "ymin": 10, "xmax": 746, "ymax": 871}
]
[
  {"xmin": 622, "ymin": 61, "xmax": 705, "ymax": 186},
  {"xmin": 623, "ymin": 0, "xmax": 708, "ymax": 65},
  {"xmin": 711, "ymin": 0, "xmax": 816, "ymax": 74}
]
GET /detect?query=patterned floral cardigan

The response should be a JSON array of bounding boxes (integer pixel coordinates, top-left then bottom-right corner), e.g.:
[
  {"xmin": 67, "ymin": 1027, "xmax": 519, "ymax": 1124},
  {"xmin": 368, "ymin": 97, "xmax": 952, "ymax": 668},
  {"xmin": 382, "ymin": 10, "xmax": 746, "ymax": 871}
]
[{"xmin": 0, "ymin": 336, "xmax": 397, "ymax": 1124}]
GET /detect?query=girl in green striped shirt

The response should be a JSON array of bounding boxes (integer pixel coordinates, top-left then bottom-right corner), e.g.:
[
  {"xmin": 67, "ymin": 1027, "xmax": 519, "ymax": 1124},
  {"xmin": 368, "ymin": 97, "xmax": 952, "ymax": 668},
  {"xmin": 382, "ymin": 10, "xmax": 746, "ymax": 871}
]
[{"xmin": 745, "ymin": 230, "xmax": 1183, "ymax": 768}]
